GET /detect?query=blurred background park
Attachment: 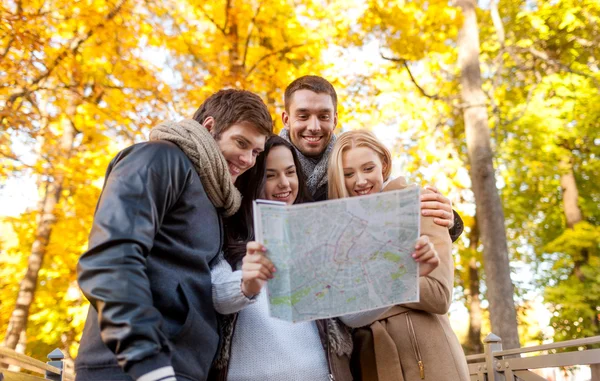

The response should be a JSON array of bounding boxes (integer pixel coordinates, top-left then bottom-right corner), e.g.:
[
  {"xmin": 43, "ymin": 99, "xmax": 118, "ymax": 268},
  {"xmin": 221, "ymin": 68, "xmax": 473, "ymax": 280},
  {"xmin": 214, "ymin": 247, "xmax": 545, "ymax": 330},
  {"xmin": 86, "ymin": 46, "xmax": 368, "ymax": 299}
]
[{"xmin": 0, "ymin": 0, "xmax": 599, "ymax": 377}]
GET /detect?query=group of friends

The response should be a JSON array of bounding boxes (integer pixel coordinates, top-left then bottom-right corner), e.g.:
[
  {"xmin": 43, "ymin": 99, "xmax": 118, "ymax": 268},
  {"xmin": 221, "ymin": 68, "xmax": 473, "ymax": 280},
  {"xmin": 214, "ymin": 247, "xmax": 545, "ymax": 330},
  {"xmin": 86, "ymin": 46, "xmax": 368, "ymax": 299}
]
[{"xmin": 74, "ymin": 76, "xmax": 471, "ymax": 381}]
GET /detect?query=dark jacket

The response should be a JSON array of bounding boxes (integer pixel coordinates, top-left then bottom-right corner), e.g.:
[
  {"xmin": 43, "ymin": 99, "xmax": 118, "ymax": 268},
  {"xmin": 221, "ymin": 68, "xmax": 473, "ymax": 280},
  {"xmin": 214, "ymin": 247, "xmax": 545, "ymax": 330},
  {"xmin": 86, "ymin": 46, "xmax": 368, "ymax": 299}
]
[
  {"xmin": 312, "ymin": 182, "xmax": 328, "ymax": 202},
  {"xmin": 209, "ymin": 313, "xmax": 353, "ymax": 380},
  {"xmin": 76, "ymin": 141, "xmax": 222, "ymax": 381},
  {"xmin": 311, "ymin": 184, "xmax": 464, "ymax": 242}
]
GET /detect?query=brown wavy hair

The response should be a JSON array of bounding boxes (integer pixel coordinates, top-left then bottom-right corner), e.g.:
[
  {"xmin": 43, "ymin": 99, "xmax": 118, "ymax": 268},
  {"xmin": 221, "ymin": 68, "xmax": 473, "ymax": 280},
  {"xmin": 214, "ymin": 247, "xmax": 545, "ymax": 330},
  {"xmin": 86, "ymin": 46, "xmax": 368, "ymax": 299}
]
[{"xmin": 192, "ymin": 89, "xmax": 273, "ymax": 138}]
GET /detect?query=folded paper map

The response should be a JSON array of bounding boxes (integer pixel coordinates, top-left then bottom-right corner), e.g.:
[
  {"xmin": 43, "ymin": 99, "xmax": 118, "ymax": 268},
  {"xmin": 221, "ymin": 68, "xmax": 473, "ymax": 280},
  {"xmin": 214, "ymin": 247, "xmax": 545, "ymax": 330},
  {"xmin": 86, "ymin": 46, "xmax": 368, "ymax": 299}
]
[{"xmin": 253, "ymin": 187, "xmax": 421, "ymax": 323}]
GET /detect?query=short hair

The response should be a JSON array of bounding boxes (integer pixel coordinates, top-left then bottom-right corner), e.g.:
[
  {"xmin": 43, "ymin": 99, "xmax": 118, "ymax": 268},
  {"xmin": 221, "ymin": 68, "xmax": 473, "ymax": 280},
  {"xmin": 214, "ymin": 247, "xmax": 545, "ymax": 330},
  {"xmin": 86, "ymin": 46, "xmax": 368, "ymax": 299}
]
[
  {"xmin": 192, "ymin": 89, "xmax": 273, "ymax": 138},
  {"xmin": 284, "ymin": 75, "xmax": 338, "ymax": 112},
  {"xmin": 327, "ymin": 130, "xmax": 392, "ymax": 200}
]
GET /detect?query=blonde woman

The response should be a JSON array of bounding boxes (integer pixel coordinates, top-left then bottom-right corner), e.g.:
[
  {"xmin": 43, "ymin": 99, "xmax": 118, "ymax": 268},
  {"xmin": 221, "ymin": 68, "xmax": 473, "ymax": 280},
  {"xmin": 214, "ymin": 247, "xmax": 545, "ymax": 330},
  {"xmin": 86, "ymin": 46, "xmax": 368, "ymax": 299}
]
[{"xmin": 328, "ymin": 130, "xmax": 470, "ymax": 381}]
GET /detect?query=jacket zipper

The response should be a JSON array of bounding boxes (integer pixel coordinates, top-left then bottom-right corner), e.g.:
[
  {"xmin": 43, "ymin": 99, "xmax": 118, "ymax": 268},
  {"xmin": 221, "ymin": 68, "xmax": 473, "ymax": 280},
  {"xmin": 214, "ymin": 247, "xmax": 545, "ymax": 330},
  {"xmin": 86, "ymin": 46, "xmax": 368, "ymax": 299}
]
[
  {"xmin": 406, "ymin": 312, "xmax": 425, "ymax": 379},
  {"xmin": 325, "ymin": 321, "xmax": 335, "ymax": 381}
]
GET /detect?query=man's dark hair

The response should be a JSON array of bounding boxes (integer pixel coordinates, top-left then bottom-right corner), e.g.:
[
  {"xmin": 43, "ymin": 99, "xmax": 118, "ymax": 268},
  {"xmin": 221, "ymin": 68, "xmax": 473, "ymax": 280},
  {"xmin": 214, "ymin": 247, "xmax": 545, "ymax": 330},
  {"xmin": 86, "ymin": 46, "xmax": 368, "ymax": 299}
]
[
  {"xmin": 192, "ymin": 89, "xmax": 273, "ymax": 138},
  {"xmin": 224, "ymin": 136, "xmax": 312, "ymax": 266},
  {"xmin": 284, "ymin": 75, "xmax": 338, "ymax": 112}
]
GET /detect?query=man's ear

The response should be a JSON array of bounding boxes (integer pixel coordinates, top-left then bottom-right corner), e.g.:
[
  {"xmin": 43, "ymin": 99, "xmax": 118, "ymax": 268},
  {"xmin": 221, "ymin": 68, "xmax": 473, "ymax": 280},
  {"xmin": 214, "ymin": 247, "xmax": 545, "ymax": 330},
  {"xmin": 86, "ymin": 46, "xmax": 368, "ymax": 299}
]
[
  {"xmin": 281, "ymin": 111, "xmax": 289, "ymax": 129},
  {"xmin": 202, "ymin": 116, "xmax": 215, "ymax": 135},
  {"xmin": 333, "ymin": 112, "xmax": 338, "ymax": 129}
]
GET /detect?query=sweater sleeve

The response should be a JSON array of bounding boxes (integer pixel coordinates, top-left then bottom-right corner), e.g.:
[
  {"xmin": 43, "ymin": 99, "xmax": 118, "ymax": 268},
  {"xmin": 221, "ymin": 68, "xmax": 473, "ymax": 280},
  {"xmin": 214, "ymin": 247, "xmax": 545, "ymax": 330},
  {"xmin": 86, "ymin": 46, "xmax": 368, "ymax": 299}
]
[{"xmin": 211, "ymin": 253, "xmax": 257, "ymax": 315}]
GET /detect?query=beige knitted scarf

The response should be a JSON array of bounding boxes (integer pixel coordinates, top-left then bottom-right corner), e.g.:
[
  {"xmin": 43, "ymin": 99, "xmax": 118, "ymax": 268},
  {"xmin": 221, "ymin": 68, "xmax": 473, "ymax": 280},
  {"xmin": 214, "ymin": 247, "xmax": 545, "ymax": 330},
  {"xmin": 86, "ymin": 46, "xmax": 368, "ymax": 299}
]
[{"xmin": 149, "ymin": 119, "xmax": 242, "ymax": 217}]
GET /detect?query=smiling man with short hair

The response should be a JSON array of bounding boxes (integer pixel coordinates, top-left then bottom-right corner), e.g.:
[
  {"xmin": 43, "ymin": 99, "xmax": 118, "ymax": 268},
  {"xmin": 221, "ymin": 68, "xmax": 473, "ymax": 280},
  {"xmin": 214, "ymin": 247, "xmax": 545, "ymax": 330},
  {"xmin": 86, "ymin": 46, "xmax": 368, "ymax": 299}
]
[
  {"xmin": 280, "ymin": 76, "xmax": 339, "ymax": 201},
  {"xmin": 280, "ymin": 75, "xmax": 464, "ymax": 240},
  {"xmin": 76, "ymin": 89, "xmax": 272, "ymax": 381}
]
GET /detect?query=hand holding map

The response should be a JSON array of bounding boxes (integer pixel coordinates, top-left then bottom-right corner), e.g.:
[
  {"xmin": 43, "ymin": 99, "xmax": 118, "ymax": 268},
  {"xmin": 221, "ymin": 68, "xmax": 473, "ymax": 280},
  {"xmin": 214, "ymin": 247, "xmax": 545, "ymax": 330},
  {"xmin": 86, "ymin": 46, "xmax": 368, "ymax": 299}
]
[
  {"xmin": 240, "ymin": 242, "xmax": 275, "ymax": 297},
  {"xmin": 253, "ymin": 187, "xmax": 422, "ymax": 323}
]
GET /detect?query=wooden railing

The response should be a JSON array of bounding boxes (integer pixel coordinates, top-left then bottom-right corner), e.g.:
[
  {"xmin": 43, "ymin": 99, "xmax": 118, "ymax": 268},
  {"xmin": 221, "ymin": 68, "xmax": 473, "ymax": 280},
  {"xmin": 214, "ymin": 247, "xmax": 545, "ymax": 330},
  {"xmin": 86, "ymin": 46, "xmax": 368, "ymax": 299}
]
[
  {"xmin": 466, "ymin": 333, "xmax": 600, "ymax": 381},
  {"xmin": 0, "ymin": 347, "xmax": 75, "ymax": 381}
]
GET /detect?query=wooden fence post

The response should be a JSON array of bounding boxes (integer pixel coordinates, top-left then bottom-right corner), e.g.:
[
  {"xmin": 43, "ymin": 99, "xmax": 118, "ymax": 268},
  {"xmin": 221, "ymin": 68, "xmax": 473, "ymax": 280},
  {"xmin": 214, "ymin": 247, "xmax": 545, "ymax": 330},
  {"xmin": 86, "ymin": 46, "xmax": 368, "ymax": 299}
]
[
  {"xmin": 591, "ymin": 363, "xmax": 600, "ymax": 381},
  {"xmin": 45, "ymin": 348, "xmax": 64, "ymax": 381},
  {"xmin": 483, "ymin": 333, "xmax": 504, "ymax": 381}
]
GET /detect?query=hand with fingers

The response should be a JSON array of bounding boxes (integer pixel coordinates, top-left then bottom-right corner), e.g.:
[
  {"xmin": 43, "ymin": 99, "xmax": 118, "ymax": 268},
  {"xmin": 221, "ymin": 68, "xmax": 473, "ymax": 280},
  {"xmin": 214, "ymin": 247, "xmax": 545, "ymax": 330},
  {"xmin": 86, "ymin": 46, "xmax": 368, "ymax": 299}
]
[
  {"xmin": 421, "ymin": 186, "xmax": 454, "ymax": 230},
  {"xmin": 241, "ymin": 241, "xmax": 276, "ymax": 298},
  {"xmin": 413, "ymin": 235, "xmax": 439, "ymax": 277}
]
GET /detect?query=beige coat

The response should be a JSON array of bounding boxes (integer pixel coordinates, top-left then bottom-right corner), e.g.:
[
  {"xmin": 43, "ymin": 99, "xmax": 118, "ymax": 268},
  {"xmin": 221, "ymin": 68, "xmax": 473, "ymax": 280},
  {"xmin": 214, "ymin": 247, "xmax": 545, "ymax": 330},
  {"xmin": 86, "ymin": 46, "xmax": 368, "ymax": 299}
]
[{"xmin": 351, "ymin": 179, "xmax": 470, "ymax": 381}]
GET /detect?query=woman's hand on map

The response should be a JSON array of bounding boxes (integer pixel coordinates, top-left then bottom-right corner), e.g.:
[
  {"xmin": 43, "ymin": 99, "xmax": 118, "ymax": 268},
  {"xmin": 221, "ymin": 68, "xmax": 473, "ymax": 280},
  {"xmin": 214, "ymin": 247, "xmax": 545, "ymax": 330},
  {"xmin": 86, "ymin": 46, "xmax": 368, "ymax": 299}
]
[
  {"xmin": 413, "ymin": 235, "xmax": 439, "ymax": 277},
  {"xmin": 421, "ymin": 186, "xmax": 454, "ymax": 229},
  {"xmin": 241, "ymin": 241, "xmax": 276, "ymax": 298}
]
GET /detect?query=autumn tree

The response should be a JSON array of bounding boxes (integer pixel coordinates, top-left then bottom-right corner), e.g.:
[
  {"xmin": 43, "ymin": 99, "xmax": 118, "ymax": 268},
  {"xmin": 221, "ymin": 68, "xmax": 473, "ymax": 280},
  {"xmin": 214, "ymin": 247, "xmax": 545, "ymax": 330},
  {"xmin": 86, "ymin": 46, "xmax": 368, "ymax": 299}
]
[
  {"xmin": 144, "ymin": 0, "xmax": 334, "ymax": 132},
  {"xmin": 347, "ymin": 0, "xmax": 522, "ymax": 348},
  {"xmin": 1, "ymin": 0, "xmax": 338, "ymax": 359},
  {"xmin": 455, "ymin": 0, "xmax": 521, "ymax": 349},
  {"xmin": 1, "ymin": 0, "xmax": 173, "ymax": 354},
  {"xmin": 479, "ymin": 0, "xmax": 600, "ymax": 344}
]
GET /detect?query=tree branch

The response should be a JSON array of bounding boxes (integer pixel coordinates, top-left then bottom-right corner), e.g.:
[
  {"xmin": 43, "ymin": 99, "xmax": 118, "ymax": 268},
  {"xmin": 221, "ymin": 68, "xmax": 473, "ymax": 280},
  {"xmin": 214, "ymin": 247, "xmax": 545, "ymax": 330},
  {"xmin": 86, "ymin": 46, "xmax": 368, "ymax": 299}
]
[
  {"xmin": 223, "ymin": 0, "xmax": 233, "ymax": 33},
  {"xmin": 489, "ymin": 0, "xmax": 504, "ymax": 47},
  {"xmin": 518, "ymin": 46, "xmax": 600, "ymax": 87},
  {"xmin": 242, "ymin": 1, "xmax": 264, "ymax": 68},
  {"xmin": 380, "ymin": 53, "xmax": 443, "ymax": 100},
  {"xmin": 1, "ymin": 0, "xmax": 22, "ymax": 61},
  {"xmin": 503, "ymin": 73, "xmax": 541, "ymax": 126},
  {"xmin": 198, "ymin": 4, "xmax": 226, "ymax": 35},
  {"xmin": 245, "ymin": 43, "xmax": 305, "ymax": 78},
  {"xmin": 0, "ymin": 151, "xmax": 35, "ymax": 169},
  {"xmin": 2, "ymin": 0, "xmax": 128, "ymax": 123}
]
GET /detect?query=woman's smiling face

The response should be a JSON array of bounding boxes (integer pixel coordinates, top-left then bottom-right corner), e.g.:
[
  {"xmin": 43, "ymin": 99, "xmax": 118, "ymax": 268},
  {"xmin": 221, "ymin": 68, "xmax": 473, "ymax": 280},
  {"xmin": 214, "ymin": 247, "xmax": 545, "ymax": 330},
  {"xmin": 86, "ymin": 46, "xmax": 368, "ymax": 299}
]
[
  {"xmin": 342, "ymin": 146, "xmax": 385, "ymax": 197},
  {"xmin": 264, "ymin": 145, "xmax": 299, "ymax": 205}
]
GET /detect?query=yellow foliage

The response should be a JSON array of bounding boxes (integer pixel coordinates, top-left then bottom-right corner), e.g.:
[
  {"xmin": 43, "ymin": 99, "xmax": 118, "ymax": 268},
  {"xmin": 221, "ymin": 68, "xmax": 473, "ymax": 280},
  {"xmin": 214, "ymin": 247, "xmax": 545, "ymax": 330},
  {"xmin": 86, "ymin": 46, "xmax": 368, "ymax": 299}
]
[
  {"xmin": 1, "ymin": 0, "xmax": 340, "ymax": 360},
  {"xmin": 2, "ymin": 0, "xmax": 597, "ymax": 361}
]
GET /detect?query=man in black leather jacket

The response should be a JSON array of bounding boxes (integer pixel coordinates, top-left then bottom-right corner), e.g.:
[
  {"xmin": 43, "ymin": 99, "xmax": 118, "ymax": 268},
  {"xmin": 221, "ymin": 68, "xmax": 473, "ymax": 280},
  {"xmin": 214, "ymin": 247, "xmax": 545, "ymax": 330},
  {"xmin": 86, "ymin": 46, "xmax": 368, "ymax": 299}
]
[{"xmin": 75, "ymin": 90, "xmax": 272, "ymax": 381}]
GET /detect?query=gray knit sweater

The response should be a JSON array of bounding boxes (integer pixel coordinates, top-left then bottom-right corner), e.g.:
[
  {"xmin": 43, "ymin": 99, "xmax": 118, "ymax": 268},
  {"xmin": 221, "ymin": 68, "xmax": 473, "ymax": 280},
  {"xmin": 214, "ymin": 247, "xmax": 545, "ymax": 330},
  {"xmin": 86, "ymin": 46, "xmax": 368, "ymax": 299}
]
[{"xmin": 210, "ymin": 254, "xmax": 389, "ymax": 380}]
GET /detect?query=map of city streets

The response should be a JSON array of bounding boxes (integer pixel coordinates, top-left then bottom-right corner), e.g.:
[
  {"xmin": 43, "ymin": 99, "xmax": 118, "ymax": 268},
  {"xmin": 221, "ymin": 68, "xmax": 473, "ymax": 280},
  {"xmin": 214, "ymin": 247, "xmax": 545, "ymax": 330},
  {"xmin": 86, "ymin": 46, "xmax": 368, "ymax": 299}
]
[{"xmin": 253, "ymin": 187, "xmax": 421, "ymax": 323}]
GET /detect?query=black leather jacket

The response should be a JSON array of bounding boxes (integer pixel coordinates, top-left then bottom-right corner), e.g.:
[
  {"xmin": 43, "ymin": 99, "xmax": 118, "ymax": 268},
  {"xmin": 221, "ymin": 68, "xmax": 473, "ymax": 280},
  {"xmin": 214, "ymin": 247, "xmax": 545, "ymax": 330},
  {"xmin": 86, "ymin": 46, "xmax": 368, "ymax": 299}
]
[{"xmin": 76, "ymin": 141, "xmax": 222, "ymax": 381}]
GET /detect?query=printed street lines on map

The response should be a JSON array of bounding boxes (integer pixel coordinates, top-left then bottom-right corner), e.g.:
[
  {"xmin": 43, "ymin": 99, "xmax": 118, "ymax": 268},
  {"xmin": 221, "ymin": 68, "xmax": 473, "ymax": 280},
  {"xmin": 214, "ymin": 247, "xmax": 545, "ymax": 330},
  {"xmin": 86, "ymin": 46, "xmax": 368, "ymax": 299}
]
[{"xmin": 254, "ymin": 187, "xmax": 421, "ymax": 322}]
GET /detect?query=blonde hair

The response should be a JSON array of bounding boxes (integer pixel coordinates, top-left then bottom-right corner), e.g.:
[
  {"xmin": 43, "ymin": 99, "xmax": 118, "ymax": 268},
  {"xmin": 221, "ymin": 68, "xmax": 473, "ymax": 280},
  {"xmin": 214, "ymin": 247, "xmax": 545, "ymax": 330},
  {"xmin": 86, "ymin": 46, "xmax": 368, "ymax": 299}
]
[{"xmin": 327, "ymin": 130, "xmax": 392, "ymax": 200}]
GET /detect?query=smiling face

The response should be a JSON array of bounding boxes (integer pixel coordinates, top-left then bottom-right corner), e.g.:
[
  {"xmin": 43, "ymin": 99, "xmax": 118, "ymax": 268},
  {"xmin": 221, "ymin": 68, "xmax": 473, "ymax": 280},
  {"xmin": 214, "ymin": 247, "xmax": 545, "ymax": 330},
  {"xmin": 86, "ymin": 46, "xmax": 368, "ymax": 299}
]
[
  {"xmin": 282, "ymin": 89, "xmax": 337, "ymax": 157},
  {"xmin": 263, "ymin": 146, "xmax": 299, "ymax": 205},
  {"xmin": 342, "ymin": 146, "xmax": 386, "ymax": 197},
  {"xmin": 214, "ymin": 122, "xmax": 267, "ymax": 183}
]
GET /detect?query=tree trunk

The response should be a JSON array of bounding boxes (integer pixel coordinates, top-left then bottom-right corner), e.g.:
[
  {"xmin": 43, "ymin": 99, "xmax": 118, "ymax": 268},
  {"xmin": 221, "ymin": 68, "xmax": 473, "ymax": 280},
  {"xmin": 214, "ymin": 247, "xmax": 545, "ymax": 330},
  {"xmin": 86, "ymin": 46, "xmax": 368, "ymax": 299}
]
[
  {"xmin": 560, "ymin": 161, "xmax": 583, "ymax": 230},
  {"xmin": 225, "ymin": 0, "xmax": 244, "ymax": 87},
  {"xmin": 456, "ymin": 0, "xmax": 520, "ymax": 349},
  {"xmin": 560, "ymin": 159, "xmax": 587, "ymax": 283},
  {"xmin": 3, "ymin": 113, "xmax": 77, "ymax": 350},
  {"xmin": 560, "ymin": 157, "xmax": 598, "ymax": 331},
  {"xmin": 467, "ymin": 218, "xmax": 483, "ymax": 354}
]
